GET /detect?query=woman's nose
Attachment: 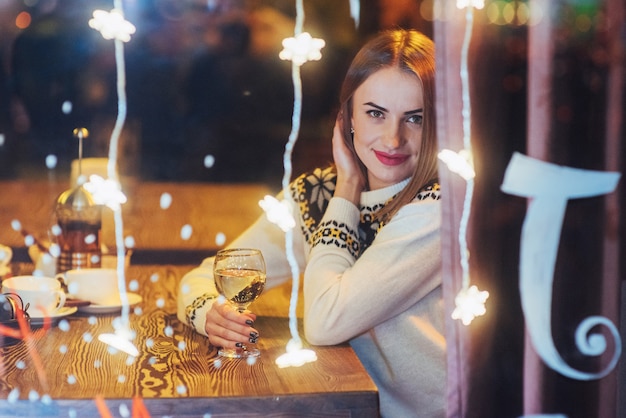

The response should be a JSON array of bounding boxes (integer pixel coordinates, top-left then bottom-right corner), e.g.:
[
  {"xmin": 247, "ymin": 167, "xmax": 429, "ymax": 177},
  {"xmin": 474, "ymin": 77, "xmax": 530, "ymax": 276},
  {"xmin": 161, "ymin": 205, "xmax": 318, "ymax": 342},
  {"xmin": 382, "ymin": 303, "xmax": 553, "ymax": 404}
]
[{"xmin": 382, "ymin": 124, "xmax": 403, "ymax": 149}]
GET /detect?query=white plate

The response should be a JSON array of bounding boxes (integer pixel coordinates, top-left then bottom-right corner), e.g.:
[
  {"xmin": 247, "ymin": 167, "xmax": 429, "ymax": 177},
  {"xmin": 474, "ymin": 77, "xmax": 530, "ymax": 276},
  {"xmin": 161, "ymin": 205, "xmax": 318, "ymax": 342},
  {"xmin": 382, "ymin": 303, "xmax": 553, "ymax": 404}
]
[
  {"xmin": 29, "ymin": 307, "xmax": 78, "ymax": 326},
  {"xmin": 77, "ymin": 293, "xmax": 142, "ymax": 314}
]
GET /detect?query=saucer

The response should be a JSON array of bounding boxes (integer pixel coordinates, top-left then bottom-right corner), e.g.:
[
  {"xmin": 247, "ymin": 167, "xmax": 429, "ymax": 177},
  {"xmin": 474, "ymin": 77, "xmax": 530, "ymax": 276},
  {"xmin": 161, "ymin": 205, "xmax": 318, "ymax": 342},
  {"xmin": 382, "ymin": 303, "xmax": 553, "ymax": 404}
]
[
  {"xmin": 77, "ymin": 293, "xmax": 142, "ymax": 314},
  {"xmin": 29, "ymin": 307, "xmax": 78, "ymax": 327}
]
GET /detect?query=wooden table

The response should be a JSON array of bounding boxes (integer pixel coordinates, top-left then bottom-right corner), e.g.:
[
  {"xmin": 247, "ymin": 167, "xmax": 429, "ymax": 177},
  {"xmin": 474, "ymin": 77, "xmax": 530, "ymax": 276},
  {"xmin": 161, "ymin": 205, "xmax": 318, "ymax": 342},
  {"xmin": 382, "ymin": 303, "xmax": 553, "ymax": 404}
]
[
  {"xmin": 0, "ymin": 264, "xmax": 379, "ymax": 417},
  {"xmin": 0, "ymin": 179, "xmax": 274, "ymax": 264}
]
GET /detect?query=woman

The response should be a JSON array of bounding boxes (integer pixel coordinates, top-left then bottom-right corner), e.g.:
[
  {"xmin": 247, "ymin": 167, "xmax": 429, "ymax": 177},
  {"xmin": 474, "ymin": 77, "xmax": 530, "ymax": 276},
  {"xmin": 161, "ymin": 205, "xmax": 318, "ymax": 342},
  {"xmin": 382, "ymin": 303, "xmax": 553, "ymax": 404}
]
[{"xmin": 177, "ymin": 29, "xmax": 444, "ymax": 417}]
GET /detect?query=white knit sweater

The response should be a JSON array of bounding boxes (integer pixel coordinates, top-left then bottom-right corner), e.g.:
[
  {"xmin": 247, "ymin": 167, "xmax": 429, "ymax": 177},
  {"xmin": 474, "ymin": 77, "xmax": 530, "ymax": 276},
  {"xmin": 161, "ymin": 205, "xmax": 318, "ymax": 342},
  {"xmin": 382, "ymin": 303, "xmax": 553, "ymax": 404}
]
[{"xmin": 177, "ymin": 167, "xmax": 445, "ymax": 418}]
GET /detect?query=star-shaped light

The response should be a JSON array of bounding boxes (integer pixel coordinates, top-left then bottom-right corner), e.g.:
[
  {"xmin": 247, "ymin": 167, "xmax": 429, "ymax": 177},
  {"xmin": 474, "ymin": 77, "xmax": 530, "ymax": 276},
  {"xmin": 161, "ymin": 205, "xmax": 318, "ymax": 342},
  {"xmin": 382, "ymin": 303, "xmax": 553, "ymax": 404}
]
[
  {"xmin": 456, "ymin": 0, "xmax": 485, "ymax": 9},
  {"xmin": 279, "ymin": 32, "xmax": 326, "ymax": 66},
  {"xmin": 84, "ymin": 175, "xmax": 127, "ymax": 210},
  {"xmin": 89, "ymin": 9, "xmax": 136, "ymax": 42},
  {"xmin": 438, "ymin": 149, "xmax": 476, "ymax": 180},
  {"xmin": 275, "ymin": 338, "xmax": 317, "ymax": 368},
  {"xmin": 259, "ymin": 195, "xmax": 296, "ymax": 232},
  {"xmin": 451, "ymin": 285, "xmax": 489, "ymax": 325}
]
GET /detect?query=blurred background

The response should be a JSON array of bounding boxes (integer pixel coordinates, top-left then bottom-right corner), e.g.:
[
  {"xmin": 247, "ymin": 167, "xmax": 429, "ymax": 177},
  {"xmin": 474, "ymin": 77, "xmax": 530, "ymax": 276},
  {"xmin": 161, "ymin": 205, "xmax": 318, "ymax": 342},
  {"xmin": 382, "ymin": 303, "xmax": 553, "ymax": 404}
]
[
  {"xmin": 0, "ymin": 0, "xmax": 435, "ymax": 189},
  {"xmin": 0, "ymin": 0, "xmax": 618, "ymax": 190}
]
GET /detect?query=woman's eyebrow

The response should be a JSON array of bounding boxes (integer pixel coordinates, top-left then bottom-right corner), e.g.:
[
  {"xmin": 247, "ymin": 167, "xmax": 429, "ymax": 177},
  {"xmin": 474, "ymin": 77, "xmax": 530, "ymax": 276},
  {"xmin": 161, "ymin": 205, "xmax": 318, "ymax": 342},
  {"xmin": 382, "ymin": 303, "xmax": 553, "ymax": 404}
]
[
  {"xmin": 364, "ymin": 101, "xmax": 387, "ymax": 112},
  {"xmin": 364, "ymin": 102, "xmax": 423, "ymax": 115}
]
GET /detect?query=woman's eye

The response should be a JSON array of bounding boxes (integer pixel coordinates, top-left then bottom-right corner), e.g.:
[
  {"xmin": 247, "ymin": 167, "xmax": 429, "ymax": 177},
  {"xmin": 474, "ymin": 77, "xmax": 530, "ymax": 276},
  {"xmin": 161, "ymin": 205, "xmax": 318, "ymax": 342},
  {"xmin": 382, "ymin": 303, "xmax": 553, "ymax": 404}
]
[
  {"xmin": 407, "ymin": 114, "xmax": 423, "ymax": 125},
  {"xmin": 366, "ymin": 109, "xmax": 384, "ymax": 119}
]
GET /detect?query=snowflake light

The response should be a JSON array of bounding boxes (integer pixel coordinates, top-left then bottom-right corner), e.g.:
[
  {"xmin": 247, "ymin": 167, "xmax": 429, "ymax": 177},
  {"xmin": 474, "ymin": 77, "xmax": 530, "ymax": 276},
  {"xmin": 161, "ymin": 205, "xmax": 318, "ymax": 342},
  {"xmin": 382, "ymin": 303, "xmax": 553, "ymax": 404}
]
[
  {"xmin": 279, "ymin": 32, "xmax": 325, "ymax": 66},
  {"xmin": 457, "ymin": 0, "xmax": 485, "ymax": 9},
  {"xmin": 438, "ymin": 149, "xmax": 475, "ymax": 180},
  {"xmin": 89, "ymin": 9, "xmax": 136, "ymax": 42},
  {"xmin": 84, "ymin": 174, "xmax": 127, "ymax": 210},
  {"xmin": 259, "ymin": 195, "xmax": 296, "ymax": 232},
  {"xmin": 275, "ymin": 338, "xmax": 317, "ymax": 368},
  {"xmin": 451, "ymin": 285, "xmax": 489, "ymax": 325}
]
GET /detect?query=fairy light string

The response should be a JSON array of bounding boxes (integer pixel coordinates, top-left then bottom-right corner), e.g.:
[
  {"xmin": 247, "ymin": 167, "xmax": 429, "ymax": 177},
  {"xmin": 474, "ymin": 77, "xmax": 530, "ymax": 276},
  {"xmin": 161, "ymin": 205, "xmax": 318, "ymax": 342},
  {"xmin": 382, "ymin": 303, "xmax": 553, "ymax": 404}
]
[
  {"xmin": 86, "ymin": 2, "xmax": 137, "ymax": 357},
  {"xmin": 440, "ymin": 1, "xmax": 489, "ymax": 325},
  {"xmin": 459, "ymin": 4, "xmax": 474, "ymax": 288},
  {"xmin": 266, "ymin": 0, "xmax": 325, "ymax": 368},
  {"xmin": 275, "ymin": 0, "xmax": 307, "ymax": 367},
  {"xmin": 349, "ymin": 0, "xmax": 360, "ymax": 28}
]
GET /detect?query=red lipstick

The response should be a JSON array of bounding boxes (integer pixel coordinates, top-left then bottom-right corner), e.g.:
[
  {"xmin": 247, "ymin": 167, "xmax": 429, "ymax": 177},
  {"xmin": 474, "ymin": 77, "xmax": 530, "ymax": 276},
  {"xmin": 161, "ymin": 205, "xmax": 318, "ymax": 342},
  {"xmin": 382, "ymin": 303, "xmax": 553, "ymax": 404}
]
[{"xmin": 374, "ymin": 151, "xmax": 409, "ymax": 166}]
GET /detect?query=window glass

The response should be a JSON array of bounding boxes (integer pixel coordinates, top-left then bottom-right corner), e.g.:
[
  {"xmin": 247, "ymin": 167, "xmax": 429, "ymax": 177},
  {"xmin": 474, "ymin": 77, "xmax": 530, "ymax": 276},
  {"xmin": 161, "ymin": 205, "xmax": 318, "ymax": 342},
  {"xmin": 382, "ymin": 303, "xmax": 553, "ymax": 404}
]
[{"xmin": 0, "ymin": 0, "xmax": 432, "ymax": 184}]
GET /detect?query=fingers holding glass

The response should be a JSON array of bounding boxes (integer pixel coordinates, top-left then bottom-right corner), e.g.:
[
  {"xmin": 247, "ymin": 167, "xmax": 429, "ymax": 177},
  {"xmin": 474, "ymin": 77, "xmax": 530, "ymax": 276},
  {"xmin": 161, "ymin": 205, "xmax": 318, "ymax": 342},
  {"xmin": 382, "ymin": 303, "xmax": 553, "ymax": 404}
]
[
  {"xmin": 213, "ymin": 248, "xmax": 266, "ymax": 358},
  {"xmin": 205, "ymin": 303, "xmax": 259, "ymax": 352}
]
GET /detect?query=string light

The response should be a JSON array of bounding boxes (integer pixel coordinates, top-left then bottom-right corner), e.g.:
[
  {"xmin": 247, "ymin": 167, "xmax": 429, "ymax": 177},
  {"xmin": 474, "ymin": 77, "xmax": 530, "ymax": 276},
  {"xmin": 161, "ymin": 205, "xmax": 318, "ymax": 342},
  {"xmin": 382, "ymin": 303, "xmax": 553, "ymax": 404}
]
[
  {"xmin": 98, "ymin": 332, "xmax": 139, "ymax": 357},
  {"xmin": 437, "ymin": 149, "xmax": 475, "ymax": 180},
  {"xmin": 258, "ymin": 195, "xmax": 296, "ymax": 232},
  {"xmin": 451, "ymin": 284, "xmax": 489, "ymax": 325},
  {"xmin": 89, "ymin": 0, "xmax": 137, "ymax": 357},
  {"xmin": 439, "ymin": 2, "xmax": 489, "ymax": 325},
  {"xmin": 88, "ymin": 9, "xmax": 136, "ymax": 43},
  {"xmin": 349, "ymin": 0, "xmax": 360, "ymax": 28},
  {"xmin": 259, "ymin": 0, "xmax": 325, "ymax": 368},
  {"xmin": 84, "ymin": 174, "xmax": 128, "ymax": 210},
  {"xmin": 279, "ymin": 32, "xmax": 326, "ymax": 66},
  {"xmin": 275, "ymin": 339, "xmax": 317, "ymax": 369},
  {"xmin": 456, "ymin": 0, "xmax": 485, "ymax": 9}
]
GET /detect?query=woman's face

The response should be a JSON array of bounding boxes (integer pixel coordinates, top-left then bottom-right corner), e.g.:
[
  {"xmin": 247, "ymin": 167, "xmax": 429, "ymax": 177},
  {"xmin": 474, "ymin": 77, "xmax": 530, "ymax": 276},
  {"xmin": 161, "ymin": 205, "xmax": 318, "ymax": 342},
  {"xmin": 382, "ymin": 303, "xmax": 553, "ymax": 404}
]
[{"xmin": 351, "ymin": 67, "xmax": 424, "ymax": 190}]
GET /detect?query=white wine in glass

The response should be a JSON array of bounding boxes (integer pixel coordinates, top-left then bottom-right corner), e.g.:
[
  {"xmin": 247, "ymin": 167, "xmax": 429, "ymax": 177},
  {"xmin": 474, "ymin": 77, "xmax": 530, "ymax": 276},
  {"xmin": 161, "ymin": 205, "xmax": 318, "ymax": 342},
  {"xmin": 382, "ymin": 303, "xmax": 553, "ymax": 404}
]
[{"xmin": 213, "ymin": 248, "xmax": 266, "ymax": 358}]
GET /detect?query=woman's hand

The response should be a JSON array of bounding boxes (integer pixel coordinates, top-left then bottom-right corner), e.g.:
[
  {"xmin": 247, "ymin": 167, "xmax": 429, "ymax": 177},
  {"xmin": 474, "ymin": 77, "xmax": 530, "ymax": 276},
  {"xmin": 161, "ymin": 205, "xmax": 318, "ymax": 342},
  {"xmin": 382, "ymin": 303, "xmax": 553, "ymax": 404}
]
[
  {"xmin": 204, "ymin": 300, "xmax": 259, "ymax": 349},
  {"xmin": 332, "ymin": 120, "xmax": 366, "ymax": 204}
]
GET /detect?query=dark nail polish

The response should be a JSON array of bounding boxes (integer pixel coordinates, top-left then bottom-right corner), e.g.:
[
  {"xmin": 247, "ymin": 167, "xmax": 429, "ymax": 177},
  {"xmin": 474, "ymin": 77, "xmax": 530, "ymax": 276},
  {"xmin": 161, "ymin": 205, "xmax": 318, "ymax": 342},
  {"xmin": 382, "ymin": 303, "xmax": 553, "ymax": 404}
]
[
  {"xmin": 235, "ymin": 342, "xmax": 243, "ymax": 348},
  {"xmin": 249, "ymin": 336, "xmax": 258, "ymax": 344},
  {"xmin": 245, "ymin": 319, "xmax": 254, "ymax": 326},
  {"xmin": 249, "ymin": 331, "xmax": 259, "ymax": 339}
]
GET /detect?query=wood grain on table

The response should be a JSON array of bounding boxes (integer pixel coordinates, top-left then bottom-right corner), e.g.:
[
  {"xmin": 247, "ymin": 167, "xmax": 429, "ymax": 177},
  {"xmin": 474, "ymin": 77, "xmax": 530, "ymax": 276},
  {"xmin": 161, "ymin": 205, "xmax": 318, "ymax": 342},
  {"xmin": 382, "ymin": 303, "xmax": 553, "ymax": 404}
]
[{"xmin": 0, "ymin": 264, "xmax": 379, "ymax": 417}]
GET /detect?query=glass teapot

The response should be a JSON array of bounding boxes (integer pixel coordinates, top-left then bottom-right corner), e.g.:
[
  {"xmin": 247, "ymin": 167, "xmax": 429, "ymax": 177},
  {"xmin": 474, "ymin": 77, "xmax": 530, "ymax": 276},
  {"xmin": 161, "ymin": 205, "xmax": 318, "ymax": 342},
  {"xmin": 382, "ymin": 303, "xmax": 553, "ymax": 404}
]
[{"xmin": 54, "ymin": 185, "xmax": 102, "ymax": 273}]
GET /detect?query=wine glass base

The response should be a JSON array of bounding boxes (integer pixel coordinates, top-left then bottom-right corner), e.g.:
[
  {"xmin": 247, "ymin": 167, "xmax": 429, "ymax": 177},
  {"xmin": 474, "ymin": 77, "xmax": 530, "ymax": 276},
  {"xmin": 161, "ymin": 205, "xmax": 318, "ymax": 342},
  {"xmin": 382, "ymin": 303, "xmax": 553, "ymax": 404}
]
[{"xmin": 219, "ymin": 347, "xmax": 261, "ymax": 359}]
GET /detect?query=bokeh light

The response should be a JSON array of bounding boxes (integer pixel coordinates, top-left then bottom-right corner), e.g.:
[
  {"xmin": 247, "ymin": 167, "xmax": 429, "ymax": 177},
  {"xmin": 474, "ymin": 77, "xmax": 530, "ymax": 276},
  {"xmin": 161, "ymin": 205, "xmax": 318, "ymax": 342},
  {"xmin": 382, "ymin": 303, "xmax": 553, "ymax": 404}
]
[
  {"xmin": 486, "ymin": 1, "xmax": 542, "ymax": 26},
  {"xmin": 15, "ymin": 11, "xmax": 31, "ymax": 29}
]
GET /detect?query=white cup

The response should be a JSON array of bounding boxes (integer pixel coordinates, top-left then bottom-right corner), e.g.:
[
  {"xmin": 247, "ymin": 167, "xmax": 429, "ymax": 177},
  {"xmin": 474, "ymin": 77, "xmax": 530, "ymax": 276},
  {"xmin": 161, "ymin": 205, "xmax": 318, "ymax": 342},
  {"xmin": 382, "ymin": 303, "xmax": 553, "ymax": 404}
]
[
  {"xmin": 56, "ymin": 268, "xmax": 121, "ymax": 306},
  {"xmin": 2, "ymin": 275, "xmax": 66, "ymax": 317}
]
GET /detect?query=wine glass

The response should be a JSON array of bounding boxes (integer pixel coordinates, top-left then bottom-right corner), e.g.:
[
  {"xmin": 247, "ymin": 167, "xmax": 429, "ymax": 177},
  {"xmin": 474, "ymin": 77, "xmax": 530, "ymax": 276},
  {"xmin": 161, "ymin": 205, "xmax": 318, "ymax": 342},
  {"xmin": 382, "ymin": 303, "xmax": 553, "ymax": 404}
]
[{"xmin": 213, "ymin": 248, "xmax": 266, "ymax": 358}]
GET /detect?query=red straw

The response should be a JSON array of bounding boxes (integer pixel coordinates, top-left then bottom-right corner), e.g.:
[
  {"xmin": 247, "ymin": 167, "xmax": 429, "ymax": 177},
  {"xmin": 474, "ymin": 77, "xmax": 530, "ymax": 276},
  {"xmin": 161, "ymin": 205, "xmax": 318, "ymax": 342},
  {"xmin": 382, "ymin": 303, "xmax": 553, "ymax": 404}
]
[
  {"xmin": 132, "ymin": 396, "xmax": 151, "ymax": 418},
  {"xmin": 95, "ymin": 395, "xmax": 113, "ymax": 418}
]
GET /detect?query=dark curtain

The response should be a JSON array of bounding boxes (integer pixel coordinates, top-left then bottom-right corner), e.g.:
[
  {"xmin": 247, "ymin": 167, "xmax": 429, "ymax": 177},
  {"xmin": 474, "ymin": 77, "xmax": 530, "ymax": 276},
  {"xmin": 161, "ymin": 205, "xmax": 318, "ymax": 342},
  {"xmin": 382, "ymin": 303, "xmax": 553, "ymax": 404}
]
[{"xmin": 435, "ymin": 1, "xmax": 624, "ymax": 417}]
